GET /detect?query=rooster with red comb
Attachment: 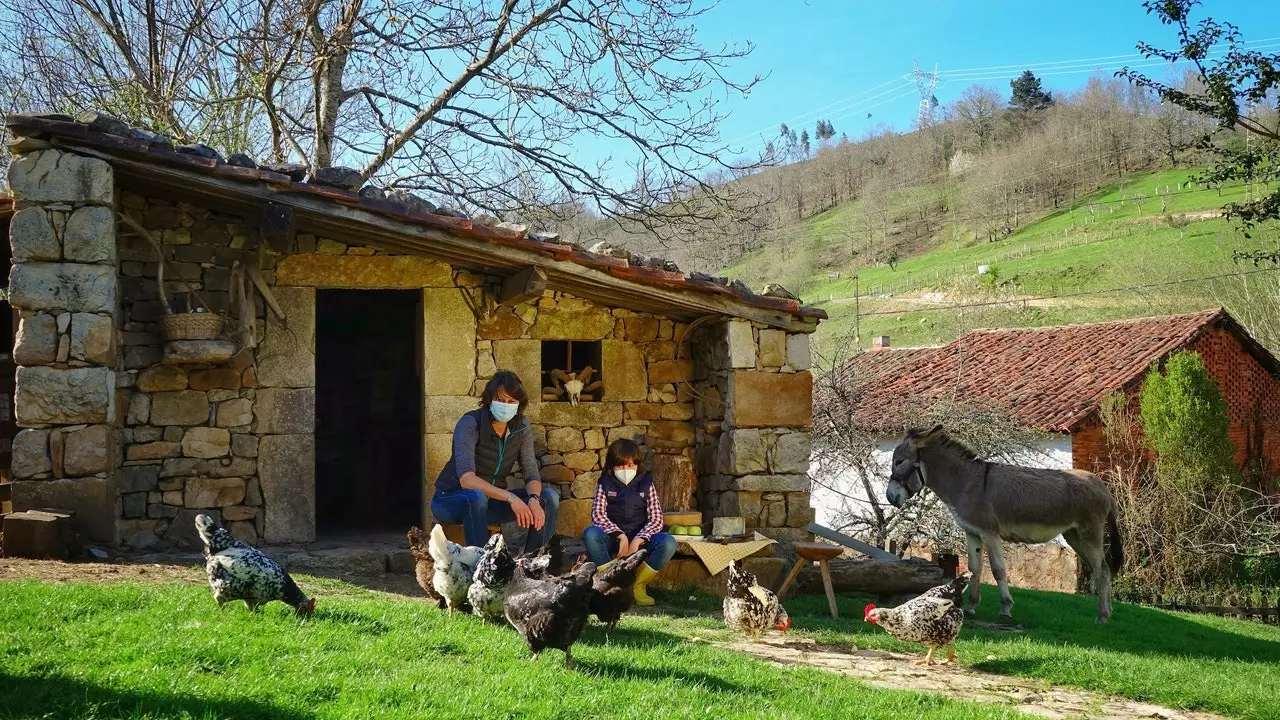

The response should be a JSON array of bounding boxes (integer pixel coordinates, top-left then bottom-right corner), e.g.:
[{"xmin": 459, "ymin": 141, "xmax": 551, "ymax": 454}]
[{"xmin": 865, "ymin": 572, "xmax": 971, "ymax": 665}]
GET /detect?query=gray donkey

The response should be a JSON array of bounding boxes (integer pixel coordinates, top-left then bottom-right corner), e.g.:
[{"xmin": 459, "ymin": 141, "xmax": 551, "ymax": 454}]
[{"xmin": 886, "ymin": 425, "xmax": 1122, "ymax": 624}]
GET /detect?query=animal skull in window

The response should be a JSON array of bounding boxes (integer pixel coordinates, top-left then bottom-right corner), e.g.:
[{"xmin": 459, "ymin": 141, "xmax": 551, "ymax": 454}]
[{"xmin": 548, "ymin": 366, "xmax": 603, "ymax": 406}]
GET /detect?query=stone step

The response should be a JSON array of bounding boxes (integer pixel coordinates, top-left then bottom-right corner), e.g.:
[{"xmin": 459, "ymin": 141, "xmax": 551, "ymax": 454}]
[{"xmin": 3, "ymin": 509, "xmax": 76, "ymax": 559}]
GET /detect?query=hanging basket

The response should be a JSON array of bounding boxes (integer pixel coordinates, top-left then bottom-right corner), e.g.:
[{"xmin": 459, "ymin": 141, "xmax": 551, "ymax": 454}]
[{"xmin": 162, "ymin": 312, "xmax": 225, "ymax": 341}]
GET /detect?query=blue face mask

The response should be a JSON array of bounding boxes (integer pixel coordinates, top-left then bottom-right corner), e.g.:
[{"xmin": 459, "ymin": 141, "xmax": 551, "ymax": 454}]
[{"xmin": 490, "ymin": 400, "xmax": 519, "ymax": 422}]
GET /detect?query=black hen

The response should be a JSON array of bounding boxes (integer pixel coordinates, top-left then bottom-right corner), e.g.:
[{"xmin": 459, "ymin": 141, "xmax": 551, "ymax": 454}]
[
  {"xmin": 588, "ymin": 549, "xmax": 650, "ymax": 631},
  {"xmin": 503, "ymin": 555, "xmax": 596, "ymax": 668},
  {"xmin": 467, "ymin": 533, "xmax": 516, "ymax": 622}
]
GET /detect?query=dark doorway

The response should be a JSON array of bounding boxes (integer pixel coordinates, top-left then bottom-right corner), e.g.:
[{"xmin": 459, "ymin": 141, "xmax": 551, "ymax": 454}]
[{"xmin": 315, "ymin": 290, "xmax": 422, "ymax": 535}]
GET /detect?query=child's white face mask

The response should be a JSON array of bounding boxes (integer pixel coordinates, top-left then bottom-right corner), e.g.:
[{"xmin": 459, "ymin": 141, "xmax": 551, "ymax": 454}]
[{"xmin": 615, "ymin": 467, "xmax": 637, "ymax": 484}]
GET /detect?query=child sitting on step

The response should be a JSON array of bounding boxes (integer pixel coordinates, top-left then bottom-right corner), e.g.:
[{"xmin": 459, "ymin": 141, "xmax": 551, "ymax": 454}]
[{"xmin": 582, "ymin": 438, "xmax": 677, "ymax": 606}]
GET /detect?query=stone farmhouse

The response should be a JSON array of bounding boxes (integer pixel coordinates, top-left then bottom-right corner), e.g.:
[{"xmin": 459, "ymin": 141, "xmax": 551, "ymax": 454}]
[{"xmin": 0, "ymin": 112, "xmax": 824, "ymax": 555}]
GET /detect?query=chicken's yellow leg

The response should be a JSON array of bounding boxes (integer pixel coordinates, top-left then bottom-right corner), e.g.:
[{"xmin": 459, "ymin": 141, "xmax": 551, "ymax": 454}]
[
  {"xmin": 915, "ymin": 646, "xmax": 936, "ymax": 665},
  {"xmin": 943, "ymin": 644, "xmax": 956, "ymax": 664}
]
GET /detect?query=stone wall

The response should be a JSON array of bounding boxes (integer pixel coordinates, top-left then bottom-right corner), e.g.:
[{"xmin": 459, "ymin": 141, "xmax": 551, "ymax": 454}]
[
  {"xmin": 7, "ymin": 147, "xmax": 121, "ymax": 542},
  {"xmin": 693, "ymin": 319, "xmax": 815, "ymax": 547}
]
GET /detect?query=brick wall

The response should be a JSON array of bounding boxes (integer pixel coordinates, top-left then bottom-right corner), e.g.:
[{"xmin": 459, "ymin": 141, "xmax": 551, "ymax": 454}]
[{"xmin": 1072, "ymin": 324, "xmax": 1280, "ymax": 486}]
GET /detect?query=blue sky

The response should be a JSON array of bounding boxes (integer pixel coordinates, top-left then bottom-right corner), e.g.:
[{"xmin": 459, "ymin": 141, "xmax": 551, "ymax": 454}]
[{"xmin": 628, "ymin": 0, "xmax": 1280, "ymax": 164}]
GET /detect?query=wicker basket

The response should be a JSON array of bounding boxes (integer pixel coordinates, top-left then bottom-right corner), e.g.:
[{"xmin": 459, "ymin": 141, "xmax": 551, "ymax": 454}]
[{"xmin": 162, "ymin": 312, "xmax": 225, "ymax": 341}]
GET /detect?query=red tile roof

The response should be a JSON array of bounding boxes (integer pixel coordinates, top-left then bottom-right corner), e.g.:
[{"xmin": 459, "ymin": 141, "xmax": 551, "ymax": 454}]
[
  {"xmin": 2, "ymin": 113, "xmax": 825, "ymax": 323},
  {"xmin": 839, "ymin": 309, "xmax": 1278, "ymax": 433}
]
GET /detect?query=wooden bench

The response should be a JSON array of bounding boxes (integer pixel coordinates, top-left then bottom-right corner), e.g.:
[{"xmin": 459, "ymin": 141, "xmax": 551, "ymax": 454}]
[
  {"xmin": 441, "ymin": 524, "xmax": 502, "ymax": 546},
  {"xmin": 776, "ymin": 542, "xmax": 844, "ymax": 619}
]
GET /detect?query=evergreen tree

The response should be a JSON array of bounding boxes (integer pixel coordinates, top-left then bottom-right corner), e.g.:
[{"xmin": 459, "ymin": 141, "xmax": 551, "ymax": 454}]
[
  {"xmin": 1009, "ymin": 70, "xmax": 1054, "ymax": 111},
  {"xmin": 799, "ymin": 128, "xmax": 811, "ymax": 157}
]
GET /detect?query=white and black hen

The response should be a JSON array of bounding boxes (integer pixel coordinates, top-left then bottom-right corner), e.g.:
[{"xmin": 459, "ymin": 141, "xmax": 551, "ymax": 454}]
[
  {"xmin": 427, "ymin": 524, "xmax": 484, "ymax": 615},
  {"xmin": 195, "ymin": 514, "xmax": 314, "ymax": 615},
  {"xmin": 723, "ymin": 559, "xmax": 790, "ymax": 638},
  {"xmin": 865, "ymin": 572, "xmax": 971, "ymax": 665},
  {"xmin": 504, "ymin": 555, "xmax": 596, "ymax": 668},
  {"xmin": 467, "ymin": 532, "xmax": 516, "ymax": 622}
]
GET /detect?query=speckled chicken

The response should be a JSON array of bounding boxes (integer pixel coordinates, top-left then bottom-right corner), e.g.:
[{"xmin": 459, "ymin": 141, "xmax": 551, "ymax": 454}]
[
  {"xmin": 586, "ymin": 549, "xmax": 649, "ymax": 631},
  {"xmin": 865, "ymin": 572, "xmax": 971, "ymax": 665},
  {"xmin": 195, "ymin": 514, "xmax": 314, "ymax": 615},
  {"xmin": 504, "ymin": 555, "xmax": 596, "ymax": 668},
  {"xmin": 723, "ymin": 559, "xmax": 790, "ymax": 638},
  {"xmin": 406, "ymin": 526, "xmax": 446, "ymax": 609},
  {"xmin": 427, "ymin": 524, "xmax": 483, "ymax": 615},
  {"xmin": 467, "ymin": 532, "xmax": 516, "ymax": 622}
]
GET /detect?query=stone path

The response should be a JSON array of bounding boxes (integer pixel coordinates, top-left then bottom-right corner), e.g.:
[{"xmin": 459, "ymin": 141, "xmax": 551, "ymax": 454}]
[{"xmin": 718, "ymin": 635, "xmax": 1224, "ymax": 720}]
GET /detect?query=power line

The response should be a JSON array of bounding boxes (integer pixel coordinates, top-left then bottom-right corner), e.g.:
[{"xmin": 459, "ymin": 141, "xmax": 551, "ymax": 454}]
[
  {"xmin": 852, "ymin": 267, "xmax": 1280, "ymax": 317},
  {"xmin": 935, "ymin": 36, "xmax": 1280, "ymax": 77}
]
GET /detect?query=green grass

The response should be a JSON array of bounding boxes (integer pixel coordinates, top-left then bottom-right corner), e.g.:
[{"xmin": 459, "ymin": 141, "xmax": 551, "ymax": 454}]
[
  {"xmin": 3, "ymin": 578, "xmax": 1279, "ymax": 720},
  {"xmin": 0, "ymin": 578, "xmax": 1025, "ymax": 720}
]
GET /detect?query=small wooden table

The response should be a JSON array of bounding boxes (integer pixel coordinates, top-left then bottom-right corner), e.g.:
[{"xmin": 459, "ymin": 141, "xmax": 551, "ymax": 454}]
[{"xmin": 776, "ymin": 542, "xmax": 844, "ymax": 618}]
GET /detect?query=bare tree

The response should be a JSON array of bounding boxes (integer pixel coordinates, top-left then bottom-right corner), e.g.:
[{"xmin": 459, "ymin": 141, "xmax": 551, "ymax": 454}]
[
  {"xmin": 0, "ymin": 0, "xmax": 767, "ymax": 237},
  {"xmin": 952, "ymin": 84, "xmax": 1002, "ymax": 152}
]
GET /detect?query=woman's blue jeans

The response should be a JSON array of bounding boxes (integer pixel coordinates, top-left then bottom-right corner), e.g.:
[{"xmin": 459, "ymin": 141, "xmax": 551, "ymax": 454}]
[{"xmin": 431, "ymin": 487, "xmax": 560, "ymax": 550}]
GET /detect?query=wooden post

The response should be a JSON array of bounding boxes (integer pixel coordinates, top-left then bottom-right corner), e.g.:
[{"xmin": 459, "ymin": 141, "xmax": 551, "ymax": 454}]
[{"xmin": 819, "ymin": 558, "xmax": 839, "ymax": 619}]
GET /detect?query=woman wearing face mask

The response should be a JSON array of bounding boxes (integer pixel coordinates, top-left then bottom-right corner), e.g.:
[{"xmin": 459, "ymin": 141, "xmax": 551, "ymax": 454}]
[
  {"xmin": 431, "ymin": 370, "xmax": 560, "ymax": 551},
  {"xmin": 582, "ymin": 438, "xmax": 676, "ymax": 606}
]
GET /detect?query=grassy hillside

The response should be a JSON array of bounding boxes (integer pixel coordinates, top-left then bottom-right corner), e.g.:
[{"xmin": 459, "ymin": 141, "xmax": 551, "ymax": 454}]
[{"xmin": 725, "ymin": 169, "xmax": 1279, "ymax": 356}]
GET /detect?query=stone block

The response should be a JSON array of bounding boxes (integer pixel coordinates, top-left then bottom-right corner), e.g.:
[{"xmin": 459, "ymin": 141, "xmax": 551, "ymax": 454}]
[
  {"xmin": 727, "ymin": 321, "xmax": 756, "ymax": 369},
  {"xmin": 720, "ymin": 491, "xmax": 763, "ymax": 528},
  {"xmin": 255, "ymin": 387, "xmax": 315, "ymax": 434},
  {"xmin": 770, "ymin": 432, "xmax": 812, "ymax": 474},
  {"xmin": 555, "ymin": 498, "xmax": 593, "ymax": 538},
  {"xmin": 8, "ymin": 149, "xmax": 112, "ymax": 204},
  {"xmin": 423, "ymin": 287, "xmax": 477, "ymax": 395},
  {"xmin": 163, "ymin": 340, "xmax": 237, "ymax": 364},
  {"xmin": 120, "ymin": 465, "xmax": 160, "ymax": 493},
  {"xmin": 540, "ymin": 464, "xmax": 575, "ymax": 484},
  {"xmin": 231, "ymin": 433, "xmax": 259, "ymax": 457},
  {"xmin": 624, "ymin": 402, "xmax": 663, "ymax": 421},
  {"xmin": 2, "ymin": 511, "xmax": 74, "ymax": 560},
  {"xmin": 128, "ymin": 441, "xmax": 181, "ymax": 461},
  {"xmin": 786, "ymin": 494, "xmax": 814, "ymax": 527},
  {"xmin": 563, "ymin": 451, "xmax": 598, "ymax": 472},
  {"xmin": 122, "ymin": 492, "xmax": 147, "ymax": 519},
  {"xmin": 647, "ymin": 420, "xmax": 694, "ymax": 450},
  {"xmin": 424, "ymin": 433, "xmax": 454, "ymax": 503},
  {"xmin": 182, "ymin": 427, "xmax": 231, "ymax": 458},
  {"xmin": 643, "ymin": 340, "xmax": 677, "ymax": 363},
  {"xmin": 647, "ymin": 359, "xmax": 693, "ymax": 384},
  {"xmin": 477, "ymin": 310, "xmax": 524, "ymax": 340},
  {"xmin": 571, "ymin": 472, "xmax": 597, "ymax": 499},
  {"xmin": 62, "ymin": 206, "xmax": 116, "ymax": 264},
  {"xmin": 222, "ymin": 505, "xmax": 257, "ymax": 522},
  {"xmin": 257, "ymin": 286, "xmax": 315, "ymax": 388},
  {"xmin": 11, "ymin": 476, "xmax": 118, "ymax": 542},
  {"xmin": 259, "ymin": 434, "xmax": 315, "ymax": 542},
  {"xmin": 149, "ymin": 390, "xmax": 210, "ymax": 426},
  {"xmin": 606, "ymin": 425, "xmax": 644, "ymax": 446},
  {"xmin": 729, "ymin": 371, "xmax": 812, "ymax": 429},
  {"xmin": 188, "ymin": 368, "xmax": 241, "ymax": 391},
  {"xmin": 12, "ymin": 429, "xmax": 51, "ymax": 478},
  {"xmin": 531, "ymin": 306, "xmax": 615, "ymax": 340},
  {"xmin": 786, "ymin": 333, "xmax": 812, "ymax": 371},
  {"xmin": 14, "ymin": 313, "xmax": 59, "ymax": 366},
  {"xmin": 229, "ymin": 520, "xmax": 258, "ymax": 545},
  {"xmin": 717, "ymin": 428, "xmax": 769, "ymax": 475},
  {"xmin": 217, "ymin": 398, "xmax": 254, "ymax": 428},
  {"xmin": 759, "ymin": 329, "xmax": 787, "ymax": 368},
  {"xmin": 661, "ymin": 403, "xmax": 694, "ymax": 421},
  {"xmin": 583, "ymin": 428, "xmax": 606, "ymax": 450},
  {"xmin": 185, "ymin": 476, "xmax": 245, "ymax": 507},
  {"xmin": 137, "ymin": 364, "xmax": 187, "ymax": 392},
  {"xmin": 15, "ymin": 366, "xmax": 114, "ymax": 426},
  {"xmin": 624, "ymin": 317, "xmax": 661, "ymax": 342},
  {"xmin": 63, "ymin": 424, "xmax": 112, "ymax": 477},
  {"xmin": 425, "ymin": 395, "xmax": 480, "ymax": 434},
  {"xmin": 164, "ymin": 508, "xmax": 217, "ymax": 549},
  {"xmin": 734, "ymin": 474, "xmax": 809, "ymax": 492},
  {"xmin": 9, "ymin": 207, "xmax": 60, "ymax": 262},
  {"xmin": 69, "ymin": 313, "xmax": 116, "ymax": 365},
  {"xmin": 546, "ymin": 427, "xmax": 585, "ymax": 453},
  {"xmin": 529, "ymin": 401, "xmax": 623, "ymax": 428},
  {"xmin": 276, "ymin": 254, "xmax": 453, "ymax": 287},
  {"xmin": 491, "ymin": 340, "xmax": 542, "ymax": 401},
  {"xmin": 9, "ymin": 262, "xmax": 117, "ymax": 314},
  {"xmin": 601, "ymin": 340, "xmax": 647, "ymax": 402}
]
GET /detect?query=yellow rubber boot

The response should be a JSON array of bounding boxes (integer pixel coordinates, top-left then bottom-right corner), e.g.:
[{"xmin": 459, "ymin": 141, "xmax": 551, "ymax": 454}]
[{"xmin": 632, "ymin": 563, "xmax": 659, "ymax": 607}]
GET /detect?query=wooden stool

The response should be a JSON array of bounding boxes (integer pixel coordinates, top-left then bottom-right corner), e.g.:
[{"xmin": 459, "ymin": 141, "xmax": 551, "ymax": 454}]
[{"xmin": 776, "ymin": 542, "xmax": 843, "ymax": 619}]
